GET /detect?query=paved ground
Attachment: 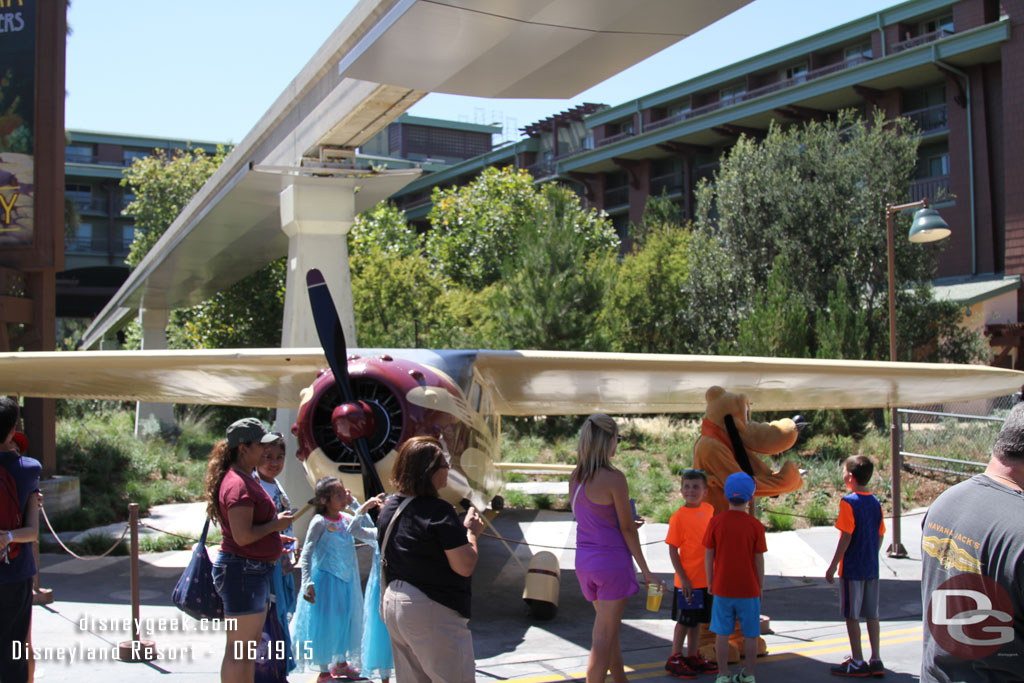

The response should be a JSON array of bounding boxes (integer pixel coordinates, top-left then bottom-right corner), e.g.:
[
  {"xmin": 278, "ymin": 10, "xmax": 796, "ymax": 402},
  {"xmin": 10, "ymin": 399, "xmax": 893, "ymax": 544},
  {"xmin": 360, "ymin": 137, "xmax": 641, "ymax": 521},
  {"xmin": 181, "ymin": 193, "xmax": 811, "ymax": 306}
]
[{"xmin": 27, "ymin": 502, "xmax": 928, "ymax": 682}]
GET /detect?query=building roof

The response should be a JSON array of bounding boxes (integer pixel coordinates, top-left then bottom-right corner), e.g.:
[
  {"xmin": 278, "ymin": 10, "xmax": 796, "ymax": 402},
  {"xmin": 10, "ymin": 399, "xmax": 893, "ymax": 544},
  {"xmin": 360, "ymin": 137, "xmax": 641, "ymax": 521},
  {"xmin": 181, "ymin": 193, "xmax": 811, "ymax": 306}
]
[
  {"xmin": 392, "ymin": 114, "xmax": 501, "ymax": 134},
  {"xmin": 931, "ymin": 274, "xmax": 1022, "ymax": 307}
]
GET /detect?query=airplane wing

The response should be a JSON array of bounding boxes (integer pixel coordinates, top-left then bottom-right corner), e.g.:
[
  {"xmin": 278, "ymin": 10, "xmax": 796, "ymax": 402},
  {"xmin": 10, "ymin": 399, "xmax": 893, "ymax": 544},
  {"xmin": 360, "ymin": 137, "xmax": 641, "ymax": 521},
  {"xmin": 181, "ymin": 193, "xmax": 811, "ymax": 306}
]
[
  {"xmin": 471, "ymin": 350, "xmax": 1024, "ymax": 414},
  {"xmin": 1, "ymin": 347, "xmax": 1020, "ymax": 412},
  {"xmin": 0, "ymin": 348, "xmax": 328, "ymax": 408}
]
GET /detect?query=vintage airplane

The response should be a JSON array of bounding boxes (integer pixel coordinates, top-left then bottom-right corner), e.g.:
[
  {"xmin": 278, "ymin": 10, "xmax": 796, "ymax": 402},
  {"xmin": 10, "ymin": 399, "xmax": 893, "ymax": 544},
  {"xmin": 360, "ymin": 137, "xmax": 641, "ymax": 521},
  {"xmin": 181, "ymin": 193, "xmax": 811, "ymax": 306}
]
[{"xmin": 2, "ymin": 273, "xmax": 1022, "ymax": 515}]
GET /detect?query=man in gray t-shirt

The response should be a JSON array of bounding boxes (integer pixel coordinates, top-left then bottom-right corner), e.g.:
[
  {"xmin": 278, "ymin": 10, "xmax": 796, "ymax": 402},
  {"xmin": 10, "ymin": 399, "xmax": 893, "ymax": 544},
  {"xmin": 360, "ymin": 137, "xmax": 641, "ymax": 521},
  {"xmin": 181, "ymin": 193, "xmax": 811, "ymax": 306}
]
[{"xmin": 921, "ymin": 403, "xmax": 1024, "ymax": 682}]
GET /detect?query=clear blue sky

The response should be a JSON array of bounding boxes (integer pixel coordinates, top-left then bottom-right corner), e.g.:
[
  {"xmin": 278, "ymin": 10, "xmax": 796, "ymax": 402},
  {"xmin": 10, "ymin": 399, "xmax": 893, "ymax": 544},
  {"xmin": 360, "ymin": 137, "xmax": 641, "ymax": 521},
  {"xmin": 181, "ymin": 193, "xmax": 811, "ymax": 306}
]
[{"xmin": 66, "ymin": 0, "xmax": 903, "ymax": 145}]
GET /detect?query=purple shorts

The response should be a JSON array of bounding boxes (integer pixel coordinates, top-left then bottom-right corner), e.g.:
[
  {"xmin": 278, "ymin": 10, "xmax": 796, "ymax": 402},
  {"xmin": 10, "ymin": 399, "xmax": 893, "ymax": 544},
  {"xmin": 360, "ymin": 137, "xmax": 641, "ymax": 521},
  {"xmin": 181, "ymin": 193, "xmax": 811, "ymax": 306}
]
[{"xmin": 576, "ymin": 565, "xmax": 639, "ymax": 602}]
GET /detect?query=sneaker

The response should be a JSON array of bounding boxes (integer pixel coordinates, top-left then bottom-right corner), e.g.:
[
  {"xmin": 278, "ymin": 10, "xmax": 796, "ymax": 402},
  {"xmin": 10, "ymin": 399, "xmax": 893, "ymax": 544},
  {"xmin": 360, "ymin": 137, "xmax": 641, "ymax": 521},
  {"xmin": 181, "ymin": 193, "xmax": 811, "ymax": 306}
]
[
  {"xmin": 868, "ymin": 659, "xmax": 885, "ymax": 678},
  {"xmin": 316, "ymin": 674, "xmax": 333, "ymax": 683},
  {"xmin": 665, "ymin": 653, "xmax": 697, "ymax": 679},
  {"xmin": 685, "ymin": 654, "xmax": 719, "ymax": 674},
  {"xmin": 715, "ymin": 676, "xmax": 732, "ymax": 683},
  {"xmin": 732, "ymin": 673, "xmax": 755, "ymax": 683},
  {"xmin": 329, "ymin": 663, "xmax": 368, "ymax": 681},
  {"xmin": 831, "ymin": 656, "xmax": 871, "ymax": 677}
]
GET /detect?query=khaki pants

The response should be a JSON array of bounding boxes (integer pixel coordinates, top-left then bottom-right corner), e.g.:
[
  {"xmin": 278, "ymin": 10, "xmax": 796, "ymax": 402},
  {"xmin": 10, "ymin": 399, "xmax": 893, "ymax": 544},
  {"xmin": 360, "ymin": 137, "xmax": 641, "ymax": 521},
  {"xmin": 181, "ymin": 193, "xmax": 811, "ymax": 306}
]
[{"xmin": 383, "ymin": 580, "xmax": 475, "ymax": 683}]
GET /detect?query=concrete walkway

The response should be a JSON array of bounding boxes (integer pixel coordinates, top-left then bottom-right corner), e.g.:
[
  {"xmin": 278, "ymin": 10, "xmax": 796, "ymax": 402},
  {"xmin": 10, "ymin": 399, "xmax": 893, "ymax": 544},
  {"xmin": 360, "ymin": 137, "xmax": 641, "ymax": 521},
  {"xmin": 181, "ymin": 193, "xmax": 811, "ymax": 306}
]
[{"xmin": 29, "ymin": 504, "xmax": 928, "ymax": 682}]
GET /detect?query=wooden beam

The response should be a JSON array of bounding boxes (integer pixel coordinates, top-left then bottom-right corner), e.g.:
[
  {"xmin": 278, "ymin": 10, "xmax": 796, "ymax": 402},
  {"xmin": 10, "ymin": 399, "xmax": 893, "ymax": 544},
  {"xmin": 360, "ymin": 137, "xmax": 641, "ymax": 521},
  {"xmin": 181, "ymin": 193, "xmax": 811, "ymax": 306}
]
[
  {"xmin": 657, "ymin": 141, "xmax": 710, "ymax": 157},
  {"xmin": 611, "ymin": 157, "xmax": 644, "ymax": 189},
  {"xmin": 0, "ymin": 295, "xmax": 33, "ymax": 324},
  {"xmin": 853, "ymin": 85, "xmax": 884, "ymax": 104},
  {"xmin": 712, "ymin": 124, "xmax": 766, "ymax": 139}
]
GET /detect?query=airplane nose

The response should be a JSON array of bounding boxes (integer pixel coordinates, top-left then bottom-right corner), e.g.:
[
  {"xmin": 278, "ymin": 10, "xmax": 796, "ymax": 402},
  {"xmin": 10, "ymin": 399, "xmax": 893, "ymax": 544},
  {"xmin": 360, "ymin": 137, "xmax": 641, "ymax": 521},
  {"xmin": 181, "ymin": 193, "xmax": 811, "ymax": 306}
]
[{"xmin": 332, "ymin": 400, "xmax": 377, "ymax": 443}]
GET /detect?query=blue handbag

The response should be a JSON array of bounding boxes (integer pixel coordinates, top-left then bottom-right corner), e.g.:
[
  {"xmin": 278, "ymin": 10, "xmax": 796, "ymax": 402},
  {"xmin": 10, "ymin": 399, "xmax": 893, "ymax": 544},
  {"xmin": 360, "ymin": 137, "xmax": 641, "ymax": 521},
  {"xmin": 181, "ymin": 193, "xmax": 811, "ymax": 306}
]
[{"xmin": 171, "ymin": 518, "xmax": 224, "ymax": 620}]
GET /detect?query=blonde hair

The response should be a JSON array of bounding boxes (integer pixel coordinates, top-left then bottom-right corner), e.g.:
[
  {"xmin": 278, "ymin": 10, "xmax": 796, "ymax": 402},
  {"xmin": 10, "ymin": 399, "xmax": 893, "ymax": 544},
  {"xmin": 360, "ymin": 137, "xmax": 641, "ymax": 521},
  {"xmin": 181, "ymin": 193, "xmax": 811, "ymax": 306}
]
[{"xmin": 573, "ymin": 414, "xmax": 618, "ymax": 483}]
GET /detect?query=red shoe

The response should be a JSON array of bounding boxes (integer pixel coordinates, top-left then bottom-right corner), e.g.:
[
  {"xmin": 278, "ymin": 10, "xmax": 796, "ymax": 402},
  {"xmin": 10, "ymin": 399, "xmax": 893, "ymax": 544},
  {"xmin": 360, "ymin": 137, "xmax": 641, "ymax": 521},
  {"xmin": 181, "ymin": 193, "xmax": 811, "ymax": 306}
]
[
  {"xmin": 665, "ymin": 653, "xmax": 698, "ymax": 679},
  {"xmin": 686, "ymin": 653, "xmax": 719, "ymax": 674}
]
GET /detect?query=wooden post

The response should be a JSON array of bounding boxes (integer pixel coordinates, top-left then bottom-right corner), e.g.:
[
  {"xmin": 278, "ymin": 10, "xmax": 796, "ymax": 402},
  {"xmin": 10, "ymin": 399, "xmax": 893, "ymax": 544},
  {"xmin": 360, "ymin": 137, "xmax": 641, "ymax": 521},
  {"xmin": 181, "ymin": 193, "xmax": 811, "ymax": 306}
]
[{"xmin": 117, "ymin": 504, "xmax": 157, "ymax": 662}]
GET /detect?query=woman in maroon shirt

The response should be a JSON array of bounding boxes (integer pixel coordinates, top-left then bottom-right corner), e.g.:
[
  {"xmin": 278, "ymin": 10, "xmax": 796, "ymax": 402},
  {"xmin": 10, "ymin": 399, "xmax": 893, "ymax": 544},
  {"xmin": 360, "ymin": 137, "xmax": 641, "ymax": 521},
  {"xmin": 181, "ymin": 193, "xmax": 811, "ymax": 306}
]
[{"xmin": 204, "ymin": 417, "xmax": 293, "ymax": 683}]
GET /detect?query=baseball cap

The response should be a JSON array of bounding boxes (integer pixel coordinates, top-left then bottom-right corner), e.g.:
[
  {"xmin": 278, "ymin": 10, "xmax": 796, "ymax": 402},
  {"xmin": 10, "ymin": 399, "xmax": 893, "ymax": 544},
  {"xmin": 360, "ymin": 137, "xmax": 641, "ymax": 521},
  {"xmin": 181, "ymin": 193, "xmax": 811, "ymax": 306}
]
[
  {"xmin": 724, "ymin": 471, "xmax": 756, "ymax": 503},
  {"xmin": 263, "ymin": 431, "xmax": 285, "ymax": 444},
  {"xmin": 226, "ymin": 418, "xmax": 275, "ymax": 449}
]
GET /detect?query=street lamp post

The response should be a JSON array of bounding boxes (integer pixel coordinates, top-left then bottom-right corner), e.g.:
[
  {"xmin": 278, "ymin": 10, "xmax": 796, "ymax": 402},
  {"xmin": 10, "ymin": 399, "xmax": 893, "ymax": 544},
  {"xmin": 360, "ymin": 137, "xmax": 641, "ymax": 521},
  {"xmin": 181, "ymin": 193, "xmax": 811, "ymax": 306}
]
[{"xmin": 884, "ymin": 198, "xmax": 951, "ymax": 558}]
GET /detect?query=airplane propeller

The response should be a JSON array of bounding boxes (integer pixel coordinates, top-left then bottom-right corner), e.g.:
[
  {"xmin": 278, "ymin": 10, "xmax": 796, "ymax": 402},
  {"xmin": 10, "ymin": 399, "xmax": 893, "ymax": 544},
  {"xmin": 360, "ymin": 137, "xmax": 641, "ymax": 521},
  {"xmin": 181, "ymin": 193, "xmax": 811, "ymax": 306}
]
[{"xmin": 305, "ymin": 269, "xmax": 386, "ymax": 503}]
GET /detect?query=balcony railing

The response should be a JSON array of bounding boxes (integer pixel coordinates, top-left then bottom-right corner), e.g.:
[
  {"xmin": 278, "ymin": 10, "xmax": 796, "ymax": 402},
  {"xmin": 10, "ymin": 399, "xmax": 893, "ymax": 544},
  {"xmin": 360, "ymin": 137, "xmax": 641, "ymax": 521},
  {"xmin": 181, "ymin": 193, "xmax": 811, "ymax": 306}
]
[
  {"xmin": 67, "ymin": 196, "xmax": 108, "ymax": 214},
  {"xmin": 526, "ymin": 161, "xmax": 556, "ymax": 179},
  {"xmin": 603, "ymin": 186, "xmax": 629, "ymax": 208},
  {"xmin": 904, "ymin": 103, "xmax": 948, "ymax": 133},
  {"xmin": 650, "ymin": 174, "xmax": 683, "ymax": 196},
  {"xmin": 64, "ymin": 237, "xmax": 131, "ymax": 255},
  {"xmin": 909, "ymin": 175, "xmax": 950, "ymax": 202},
  {"xmin": 892, "ymin": 28, "xmax": 953, "ymax": 53},
  {"xmin": 596, "ymin": 130, "xmax": 636, "ymax": 148},
  {"xmin": 618, "ymin": 55, "xmax": 875, "ymax": 140}
]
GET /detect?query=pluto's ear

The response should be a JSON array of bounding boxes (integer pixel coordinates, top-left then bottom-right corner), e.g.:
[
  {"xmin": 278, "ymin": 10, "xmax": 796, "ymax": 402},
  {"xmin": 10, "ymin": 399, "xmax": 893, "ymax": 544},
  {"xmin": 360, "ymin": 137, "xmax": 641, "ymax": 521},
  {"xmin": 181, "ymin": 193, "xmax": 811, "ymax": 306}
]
[{"xmin": 705, "ymin": 386, "xmax": 725, "ymax": 403}]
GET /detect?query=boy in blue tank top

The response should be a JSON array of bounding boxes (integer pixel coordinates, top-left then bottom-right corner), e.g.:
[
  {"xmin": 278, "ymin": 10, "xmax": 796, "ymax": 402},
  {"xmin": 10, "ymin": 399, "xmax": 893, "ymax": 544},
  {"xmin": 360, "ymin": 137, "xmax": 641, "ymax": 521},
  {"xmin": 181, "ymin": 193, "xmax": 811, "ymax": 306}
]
[{"xmin": 825, "ymin": 455, "xmax": 885, "ymax": 678}]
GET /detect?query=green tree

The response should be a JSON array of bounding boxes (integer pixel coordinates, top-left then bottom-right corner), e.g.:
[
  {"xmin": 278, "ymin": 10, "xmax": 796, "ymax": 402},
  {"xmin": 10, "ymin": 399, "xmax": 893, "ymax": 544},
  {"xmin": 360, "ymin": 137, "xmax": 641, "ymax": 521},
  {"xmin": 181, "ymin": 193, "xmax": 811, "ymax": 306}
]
[
  {"xmin": 489, "ymin": 185, "xmax": 617, "ymax": 350},
  {"xmin": 729, "ymin": 252, "xmax": 810, "ymax": 357},
  {"xmin": 350, "ymin": 250, "xmax": 452, "ymax": 348},
  {"xmin": 601, "ymin": 224, "xmax": 693, "ymax": 353},
  {"xmin": 694, "ymin": 109, "xmax": 983, "ymax": 366},
  {"xmin": 122, "ymin": 146, "xmax": 227, "ymax": 269},
  {"xmin": 426, "ymin": 166, "xmax": 554, "ymax": 290},
  {"xmin": 348, "ymin": 200, "xmax": 421, "ymax": 276},
  {"xmin": 120, "ymin": 145, "xmax": 286, "ymax": 351}
]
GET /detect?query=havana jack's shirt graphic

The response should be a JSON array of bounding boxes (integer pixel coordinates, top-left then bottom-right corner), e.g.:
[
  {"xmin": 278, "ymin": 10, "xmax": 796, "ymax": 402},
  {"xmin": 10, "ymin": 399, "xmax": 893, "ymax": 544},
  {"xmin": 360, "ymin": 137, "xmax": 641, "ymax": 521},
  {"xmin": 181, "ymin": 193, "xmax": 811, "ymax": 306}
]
[{"xmin": 920, "ymin": 474, "xmax": 1023, "ymax": 682}]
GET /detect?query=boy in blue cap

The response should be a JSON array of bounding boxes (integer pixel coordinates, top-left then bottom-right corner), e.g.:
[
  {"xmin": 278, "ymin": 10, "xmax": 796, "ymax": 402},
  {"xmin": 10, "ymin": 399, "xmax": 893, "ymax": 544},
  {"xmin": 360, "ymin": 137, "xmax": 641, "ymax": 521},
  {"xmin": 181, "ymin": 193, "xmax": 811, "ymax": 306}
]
[{"xmin": 704, "ymin": 471, "xmax": 766, "ymax": 683}]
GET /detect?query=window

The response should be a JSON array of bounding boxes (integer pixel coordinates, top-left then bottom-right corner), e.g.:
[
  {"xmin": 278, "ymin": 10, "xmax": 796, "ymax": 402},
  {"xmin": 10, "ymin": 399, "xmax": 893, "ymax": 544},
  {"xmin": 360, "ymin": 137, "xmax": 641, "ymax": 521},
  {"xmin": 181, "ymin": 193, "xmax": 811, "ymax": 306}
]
[
  {"xmin": 122, "ymin": 148, "xmax": 151, "ymax": 165},
  {"xmin": 65, "ymin": 184, "xmax": 92, "ymax": 212},
  {"xmin": 720, "ymin": 83, "xmax": 746, "ymax": 101},
  {"xmin": 65, "ymin": 144, "xmax": 93, "ymax": 163},
  {"xmin": 922, "ymin": 15, "xmax": 954, "ymax": 34},
  {"xmin": 916, "ymin": 146, "xmax": 950, "ymax": 178},
  {"xmin": 122, "ymin": 224, "xmax": 138, "ymax": 246},
  {"xmin": 784, "ymin": 62, "xmax": 808, "ymax": 81},
  {"xmin": 667, "ymin": 98, "xmax": 692, "ymax": 117},
  {"xmin": 844, "ymin": 42, "xmax": 872, "ymax": 61},
  {"xmin": 67, "ymin": 222, "xmax": 93, "ymax": 250},
  {"xmin": 903, "ymin": 83, "xmax": 946, "ymax": 110}
]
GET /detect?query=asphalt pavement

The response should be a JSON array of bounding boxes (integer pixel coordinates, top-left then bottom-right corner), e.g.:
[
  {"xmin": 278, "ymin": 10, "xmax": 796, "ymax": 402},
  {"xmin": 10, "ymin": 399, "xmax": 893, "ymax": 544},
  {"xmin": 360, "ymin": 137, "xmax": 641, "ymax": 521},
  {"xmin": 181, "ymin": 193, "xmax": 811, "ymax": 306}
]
[{"xmin": 26, "ymin": 502, "xmax": 928, "ymax": 682}]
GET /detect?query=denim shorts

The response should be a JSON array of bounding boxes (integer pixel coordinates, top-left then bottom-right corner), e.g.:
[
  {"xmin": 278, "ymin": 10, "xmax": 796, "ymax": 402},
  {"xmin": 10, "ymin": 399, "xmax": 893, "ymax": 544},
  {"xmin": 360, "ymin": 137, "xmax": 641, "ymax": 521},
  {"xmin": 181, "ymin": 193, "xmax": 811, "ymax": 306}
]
[{"xmin": 212, "ymin": 552, "xmax": 274, "ymax": 616}]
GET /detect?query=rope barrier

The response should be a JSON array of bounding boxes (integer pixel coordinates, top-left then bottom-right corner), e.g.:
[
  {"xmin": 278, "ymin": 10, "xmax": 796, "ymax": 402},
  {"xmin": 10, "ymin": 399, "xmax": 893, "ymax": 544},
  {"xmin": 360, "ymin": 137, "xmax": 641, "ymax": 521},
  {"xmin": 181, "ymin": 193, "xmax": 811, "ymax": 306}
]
[
  {"xmin": 40, "ymin": 506, "xmax": 129, "ymax": 560},
  {"xmin": 138, "ymin": 521, "xmax": 216, "ymax": 546}
]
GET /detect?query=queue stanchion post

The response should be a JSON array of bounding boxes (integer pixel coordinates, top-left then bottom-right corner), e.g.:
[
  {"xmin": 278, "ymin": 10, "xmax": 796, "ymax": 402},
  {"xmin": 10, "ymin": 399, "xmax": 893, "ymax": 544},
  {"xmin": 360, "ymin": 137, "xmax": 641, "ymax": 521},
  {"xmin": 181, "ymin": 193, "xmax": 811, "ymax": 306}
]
[{"xmin": 118, "ymin": 503, "xmax": 157, "ymax": 662}]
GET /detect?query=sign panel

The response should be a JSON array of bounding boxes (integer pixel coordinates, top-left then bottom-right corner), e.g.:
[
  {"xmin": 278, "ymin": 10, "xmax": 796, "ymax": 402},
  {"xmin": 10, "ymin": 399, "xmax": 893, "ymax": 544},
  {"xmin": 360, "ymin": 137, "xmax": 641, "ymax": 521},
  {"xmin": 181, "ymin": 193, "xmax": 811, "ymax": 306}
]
[{"xmin": 0, "ymin": 0, "xmax": 34, "ymax": 247}]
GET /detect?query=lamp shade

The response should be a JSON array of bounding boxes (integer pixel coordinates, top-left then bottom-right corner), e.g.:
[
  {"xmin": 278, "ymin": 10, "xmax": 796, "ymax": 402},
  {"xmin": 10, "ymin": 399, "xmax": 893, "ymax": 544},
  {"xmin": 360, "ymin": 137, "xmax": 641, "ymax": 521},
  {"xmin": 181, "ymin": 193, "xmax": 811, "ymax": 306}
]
[{"xmin": 907, "ymin": 207, "xmax": 951, "ymax": 243}]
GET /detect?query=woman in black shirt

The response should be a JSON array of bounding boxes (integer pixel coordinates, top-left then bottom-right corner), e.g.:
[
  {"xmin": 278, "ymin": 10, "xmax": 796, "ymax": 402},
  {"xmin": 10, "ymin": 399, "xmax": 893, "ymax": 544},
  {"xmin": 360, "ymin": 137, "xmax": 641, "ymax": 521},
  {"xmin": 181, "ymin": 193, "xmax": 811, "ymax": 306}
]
[{"xmin": 377, "ymin": 436, "xmax": 484, "ymax": 683}]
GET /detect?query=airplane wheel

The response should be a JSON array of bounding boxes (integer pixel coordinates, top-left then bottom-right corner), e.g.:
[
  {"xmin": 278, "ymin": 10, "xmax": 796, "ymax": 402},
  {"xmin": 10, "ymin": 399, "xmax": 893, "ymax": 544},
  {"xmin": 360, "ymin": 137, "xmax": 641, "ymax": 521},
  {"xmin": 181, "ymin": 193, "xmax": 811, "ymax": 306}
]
[{"xmin": 490, "ymin": 495, "xmax": 504, "ymax": 511}]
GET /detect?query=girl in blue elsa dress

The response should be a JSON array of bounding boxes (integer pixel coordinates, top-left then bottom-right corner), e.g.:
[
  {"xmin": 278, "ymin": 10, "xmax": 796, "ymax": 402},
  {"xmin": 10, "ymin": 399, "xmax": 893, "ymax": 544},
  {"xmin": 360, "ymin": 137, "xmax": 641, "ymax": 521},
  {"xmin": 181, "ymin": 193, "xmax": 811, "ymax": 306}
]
[
  {"xmin": 291, "ymin": 476, "xmax": 383, "ymax": 682},
  {"xmin": 361, "ymin": 540, "xmax": 393, "ymax": 682}
]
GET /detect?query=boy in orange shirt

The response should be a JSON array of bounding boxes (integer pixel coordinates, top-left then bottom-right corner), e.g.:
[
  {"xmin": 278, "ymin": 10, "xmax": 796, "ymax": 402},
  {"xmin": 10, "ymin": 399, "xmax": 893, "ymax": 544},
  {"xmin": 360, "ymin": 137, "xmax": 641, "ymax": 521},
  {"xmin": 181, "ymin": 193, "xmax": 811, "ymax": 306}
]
[{"xmin": 664, "ymin": 469, "xmax": 718, "ymax": 679}]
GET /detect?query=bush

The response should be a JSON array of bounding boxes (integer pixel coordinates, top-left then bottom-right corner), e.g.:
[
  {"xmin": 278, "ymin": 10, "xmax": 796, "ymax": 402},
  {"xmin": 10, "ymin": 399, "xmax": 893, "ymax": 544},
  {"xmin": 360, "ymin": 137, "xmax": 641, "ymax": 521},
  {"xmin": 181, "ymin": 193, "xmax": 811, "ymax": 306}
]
[
  {"xmin": 54, "ymin": 410, "xmax": 215, "ymax": 530},
  {"xmin": 766, "ymin": 506, "xmax": 796, "ymax": 531}
]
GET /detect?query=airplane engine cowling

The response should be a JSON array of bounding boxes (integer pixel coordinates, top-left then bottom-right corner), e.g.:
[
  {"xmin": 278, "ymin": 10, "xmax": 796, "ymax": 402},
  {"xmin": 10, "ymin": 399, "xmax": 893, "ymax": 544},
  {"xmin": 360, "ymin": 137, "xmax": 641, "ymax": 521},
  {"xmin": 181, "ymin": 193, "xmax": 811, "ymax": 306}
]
[{"xmin": 292, "ymin": 354, "xmax": 466, "ymax": 485}]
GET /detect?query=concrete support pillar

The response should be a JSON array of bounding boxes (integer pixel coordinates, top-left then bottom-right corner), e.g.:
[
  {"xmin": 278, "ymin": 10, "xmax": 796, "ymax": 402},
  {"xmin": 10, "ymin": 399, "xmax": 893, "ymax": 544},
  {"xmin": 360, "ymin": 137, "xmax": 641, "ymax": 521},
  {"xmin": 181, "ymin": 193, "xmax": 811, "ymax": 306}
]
[
  {"xmin": 134, "ymin": 307, "xmax": 174, "ymax": 436},
  {"xmin": 275, "ymin": 180, "xmax": 359, "ymax": 541}
]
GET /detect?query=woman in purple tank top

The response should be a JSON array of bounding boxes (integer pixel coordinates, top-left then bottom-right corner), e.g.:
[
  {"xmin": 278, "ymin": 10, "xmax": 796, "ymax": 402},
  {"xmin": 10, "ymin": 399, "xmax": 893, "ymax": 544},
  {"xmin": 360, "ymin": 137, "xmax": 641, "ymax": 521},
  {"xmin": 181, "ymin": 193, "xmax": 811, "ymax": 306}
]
[{"xmin": 570, "ymin": 414, "xmax": 661, "ymax": 683}]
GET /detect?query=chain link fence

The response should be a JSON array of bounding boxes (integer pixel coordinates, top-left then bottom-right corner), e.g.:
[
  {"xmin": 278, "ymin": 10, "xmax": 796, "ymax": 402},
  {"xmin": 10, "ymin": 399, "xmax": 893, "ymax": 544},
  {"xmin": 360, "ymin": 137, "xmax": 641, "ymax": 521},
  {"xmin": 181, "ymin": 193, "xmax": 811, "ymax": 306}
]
[{"xmin": 898, "ymin": 393, "xmax": 1017, "ymax": 478}]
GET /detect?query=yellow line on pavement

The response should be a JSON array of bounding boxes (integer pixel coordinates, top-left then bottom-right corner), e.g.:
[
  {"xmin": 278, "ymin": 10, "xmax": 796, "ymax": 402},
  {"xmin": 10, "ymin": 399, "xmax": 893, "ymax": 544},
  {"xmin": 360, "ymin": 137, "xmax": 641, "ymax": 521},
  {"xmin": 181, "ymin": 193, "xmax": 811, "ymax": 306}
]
[
  {"xmin": 486, "ymin": 626, "xmax": 924, "ymax": 683},
  {"xmin": 768, "ymin": 625, "xmax": 922, "ymax": 653}
]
